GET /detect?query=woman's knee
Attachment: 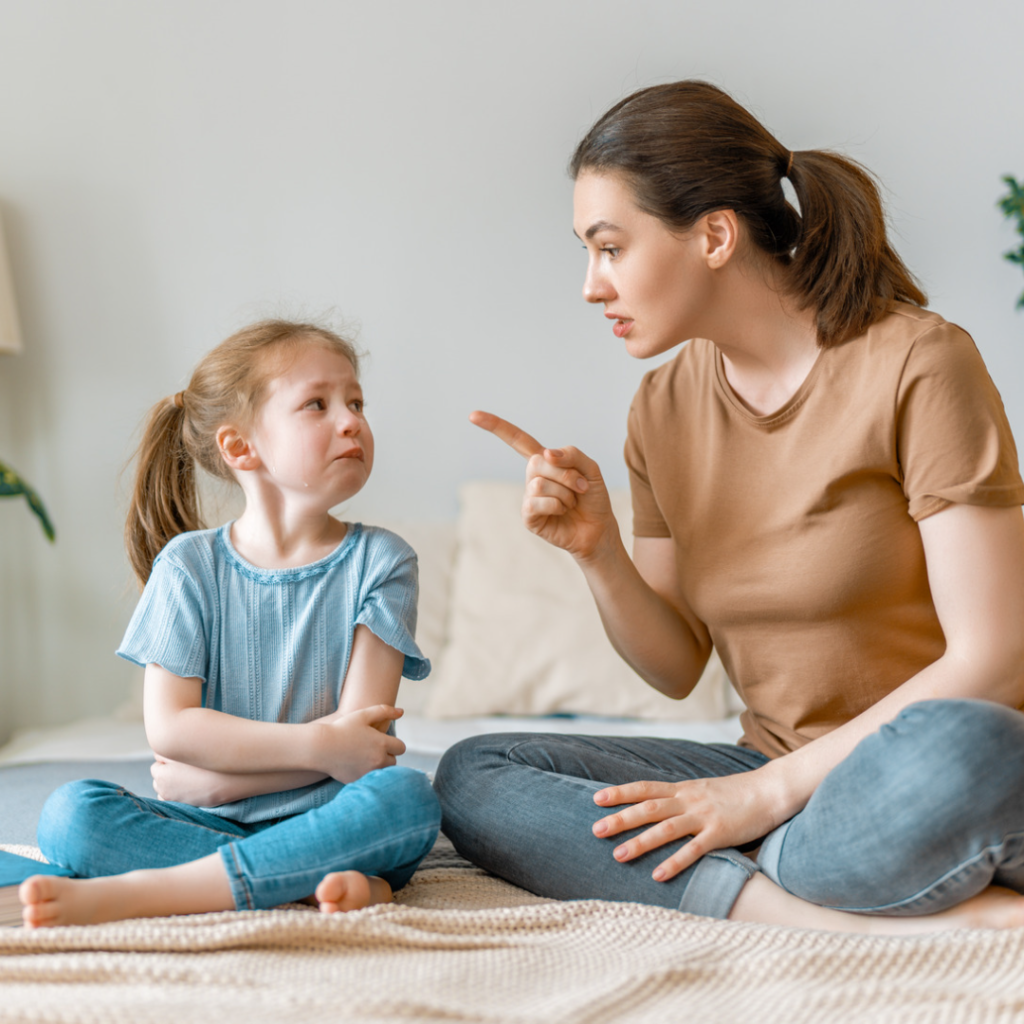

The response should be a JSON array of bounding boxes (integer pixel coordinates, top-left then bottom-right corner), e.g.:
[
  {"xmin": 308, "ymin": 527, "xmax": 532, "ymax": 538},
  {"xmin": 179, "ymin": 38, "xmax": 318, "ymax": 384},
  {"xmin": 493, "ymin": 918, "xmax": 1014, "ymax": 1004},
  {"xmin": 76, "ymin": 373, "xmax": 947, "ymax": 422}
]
[
  {"xmin": 37, "ymin": 779, "xmax": 123, "ymax": 870},
  {"xmin": 879, "ymin": 700, "xmax": 1024, "ymax": 806}
]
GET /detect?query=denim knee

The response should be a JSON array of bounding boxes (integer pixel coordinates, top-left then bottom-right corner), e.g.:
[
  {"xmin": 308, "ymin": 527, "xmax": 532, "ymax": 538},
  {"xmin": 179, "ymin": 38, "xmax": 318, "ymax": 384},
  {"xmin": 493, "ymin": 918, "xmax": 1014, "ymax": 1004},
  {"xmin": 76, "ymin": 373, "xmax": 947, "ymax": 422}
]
[
  {"xmin": 363, "ymin": 766, "xmax": 441, "ymax": 854},
  {"xmin": 761, "ymin": 699, "xmax": 1024, "ymax": 911},
  {"xmin": 36, "ymin": 779, "xmax": 121, "ymax": 871},
  {"xmin": 882, "ymin": 699, "xmax": 1024, "ymax": 816}
]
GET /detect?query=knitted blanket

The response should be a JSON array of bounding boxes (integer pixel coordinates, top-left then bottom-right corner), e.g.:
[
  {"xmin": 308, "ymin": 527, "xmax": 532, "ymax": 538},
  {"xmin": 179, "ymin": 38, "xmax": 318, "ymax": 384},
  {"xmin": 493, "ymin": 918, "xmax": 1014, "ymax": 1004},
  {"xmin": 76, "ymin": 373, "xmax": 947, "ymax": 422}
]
[{"xmin": 2, "ymin": 842, "xmax": 1022, "ymax": 1023}]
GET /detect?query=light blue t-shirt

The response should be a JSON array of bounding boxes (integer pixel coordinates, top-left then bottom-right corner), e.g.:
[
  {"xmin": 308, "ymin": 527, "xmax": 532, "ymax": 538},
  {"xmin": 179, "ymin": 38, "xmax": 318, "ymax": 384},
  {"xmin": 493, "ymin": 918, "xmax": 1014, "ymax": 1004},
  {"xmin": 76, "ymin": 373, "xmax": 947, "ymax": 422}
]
[{"xmin": 117, "ymin": 522, "xmax": 429, "ymax": 823}]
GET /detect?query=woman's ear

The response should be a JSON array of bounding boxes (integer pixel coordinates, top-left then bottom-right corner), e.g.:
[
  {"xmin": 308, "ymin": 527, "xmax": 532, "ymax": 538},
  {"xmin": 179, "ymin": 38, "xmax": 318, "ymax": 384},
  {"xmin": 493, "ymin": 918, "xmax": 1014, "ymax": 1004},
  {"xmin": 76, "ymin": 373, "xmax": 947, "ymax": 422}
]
[
  {"xmin": 700, "ymin": 209, "xmax": 740, "ymax": 269},
  {"xmin": 216, "ymin": 425, "xmax": 261, "ymax": 473}
]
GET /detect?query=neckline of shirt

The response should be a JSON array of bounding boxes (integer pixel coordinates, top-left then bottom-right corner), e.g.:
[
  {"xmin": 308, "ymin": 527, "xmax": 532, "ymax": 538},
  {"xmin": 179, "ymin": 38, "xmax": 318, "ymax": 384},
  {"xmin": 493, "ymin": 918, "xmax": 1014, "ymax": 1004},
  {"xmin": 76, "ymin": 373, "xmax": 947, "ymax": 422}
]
[
  {"xmin": 216, "ymin": 521, "xmax": 362, "ymax": 583},
  {"xmin": 712, "ymin": 341, "xmax": 829, "ymax": 429}
]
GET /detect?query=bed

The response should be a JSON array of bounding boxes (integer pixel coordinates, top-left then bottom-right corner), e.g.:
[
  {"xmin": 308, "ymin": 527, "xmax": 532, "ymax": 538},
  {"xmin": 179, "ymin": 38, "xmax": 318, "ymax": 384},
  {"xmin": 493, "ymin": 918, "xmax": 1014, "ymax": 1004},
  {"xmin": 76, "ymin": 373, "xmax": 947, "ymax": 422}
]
[{"xmin": 2, "ymin": 483, "xmax": 1022, "ymax": 1023}]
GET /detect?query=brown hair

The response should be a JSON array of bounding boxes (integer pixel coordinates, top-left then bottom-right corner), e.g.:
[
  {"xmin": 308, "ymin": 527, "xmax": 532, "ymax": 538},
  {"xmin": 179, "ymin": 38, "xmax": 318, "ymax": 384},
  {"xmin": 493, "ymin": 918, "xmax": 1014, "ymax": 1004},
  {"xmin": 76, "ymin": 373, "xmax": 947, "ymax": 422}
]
[
  {"xmin": 125, "ymin": 320, "xmax": 360, "ymax": 587},
  {"xmin": 569, "ymin": 81, "xmax": 926, "ymax": 346}
]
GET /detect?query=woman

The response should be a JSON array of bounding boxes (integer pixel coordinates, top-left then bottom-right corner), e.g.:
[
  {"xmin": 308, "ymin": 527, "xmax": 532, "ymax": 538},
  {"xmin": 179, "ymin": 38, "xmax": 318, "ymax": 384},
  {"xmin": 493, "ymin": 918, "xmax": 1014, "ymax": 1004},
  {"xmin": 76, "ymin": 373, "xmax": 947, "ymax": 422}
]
[{"xmin": 434, "ymin": 81, "xmax": 1024, "ymax": 934}]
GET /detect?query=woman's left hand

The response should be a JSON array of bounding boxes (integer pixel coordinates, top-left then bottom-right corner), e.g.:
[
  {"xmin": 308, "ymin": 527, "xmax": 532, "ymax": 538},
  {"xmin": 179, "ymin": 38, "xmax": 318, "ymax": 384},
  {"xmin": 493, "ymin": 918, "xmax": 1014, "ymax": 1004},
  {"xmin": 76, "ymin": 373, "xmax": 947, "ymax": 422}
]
[{"xmin": 592, "ymin": 768, "xmax": 788, "ymax": 881}]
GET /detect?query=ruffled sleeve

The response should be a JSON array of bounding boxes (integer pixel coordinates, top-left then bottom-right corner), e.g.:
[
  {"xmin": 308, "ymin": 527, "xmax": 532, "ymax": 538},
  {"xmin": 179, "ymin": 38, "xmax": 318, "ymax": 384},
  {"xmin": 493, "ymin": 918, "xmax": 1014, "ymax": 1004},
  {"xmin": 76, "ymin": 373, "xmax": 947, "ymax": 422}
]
[
  {"xmin": 355, "ymin": 528, "xmax": 431, "ymax": 680},
  {"xmin": 116, "ymin": 553, "xmax": 210, "ymax": 680}
]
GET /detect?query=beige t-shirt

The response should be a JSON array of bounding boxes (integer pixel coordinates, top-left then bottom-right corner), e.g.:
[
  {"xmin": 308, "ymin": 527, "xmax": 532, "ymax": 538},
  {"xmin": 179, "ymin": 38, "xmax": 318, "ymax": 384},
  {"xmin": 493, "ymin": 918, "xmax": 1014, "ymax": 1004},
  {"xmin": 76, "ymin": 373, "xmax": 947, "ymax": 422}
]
[{"xmin": 625, "ymin": 304, "xmax": 1024, "ymax": 758}]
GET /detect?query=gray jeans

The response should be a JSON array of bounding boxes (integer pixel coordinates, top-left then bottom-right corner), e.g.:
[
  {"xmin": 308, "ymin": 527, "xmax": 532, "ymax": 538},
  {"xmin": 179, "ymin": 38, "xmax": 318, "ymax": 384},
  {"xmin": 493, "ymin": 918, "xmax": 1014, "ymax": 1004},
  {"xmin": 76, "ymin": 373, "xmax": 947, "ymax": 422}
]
[{"xmin": 434, "ymin": 700, "xmax": 1024, "ymax": 918}]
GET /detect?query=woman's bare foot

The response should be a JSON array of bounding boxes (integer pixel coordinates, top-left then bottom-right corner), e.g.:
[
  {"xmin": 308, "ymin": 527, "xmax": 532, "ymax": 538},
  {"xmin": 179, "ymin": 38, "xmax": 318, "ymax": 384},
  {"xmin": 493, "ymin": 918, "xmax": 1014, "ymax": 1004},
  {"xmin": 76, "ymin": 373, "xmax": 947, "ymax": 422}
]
[
  {"xmin": 19, "ymin": 853, "xmax": 234, "ymax": 929},
  {"xmin": 315, "ymin": 871, "xmax": 392, "ymax": 914},
  {"xmin": 731, "ymin": 872, "xmax": 1024, "ymax": 935}
]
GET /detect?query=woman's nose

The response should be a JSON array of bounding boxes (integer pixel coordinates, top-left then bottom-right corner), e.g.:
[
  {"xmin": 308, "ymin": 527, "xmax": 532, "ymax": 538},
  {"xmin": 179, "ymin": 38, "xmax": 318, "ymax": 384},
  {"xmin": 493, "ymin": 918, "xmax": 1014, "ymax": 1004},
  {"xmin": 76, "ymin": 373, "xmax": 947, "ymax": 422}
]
[{"xmin": 582, "ymin": 262, "xmax": 613, "ymax": 304}]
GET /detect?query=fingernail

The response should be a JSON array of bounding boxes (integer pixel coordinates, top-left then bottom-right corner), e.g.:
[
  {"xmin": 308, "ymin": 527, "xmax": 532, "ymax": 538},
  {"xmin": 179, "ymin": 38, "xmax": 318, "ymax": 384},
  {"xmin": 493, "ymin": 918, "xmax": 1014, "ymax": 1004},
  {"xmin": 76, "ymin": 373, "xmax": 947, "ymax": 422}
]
[
  {"xmin": 653, "ymin": 868, "xmax": 666, "ymax": 881},
  {"xmin": 547, "ymin": 448, "xmax": 564, "ymax": 458},
  {"xmin": 594, "ymin": 791, "xmax": 609, "ymax": 803},
  {"xmin": 593, "ymin": 822, "xmax": 608, "ymax": 836},
  {"xmin": 576, "ymin": 477, "xmax": 589, "ymax": 492},
  {"xmin": 614, "ymin": 845, "xmax": 629, "ymax": 860}
]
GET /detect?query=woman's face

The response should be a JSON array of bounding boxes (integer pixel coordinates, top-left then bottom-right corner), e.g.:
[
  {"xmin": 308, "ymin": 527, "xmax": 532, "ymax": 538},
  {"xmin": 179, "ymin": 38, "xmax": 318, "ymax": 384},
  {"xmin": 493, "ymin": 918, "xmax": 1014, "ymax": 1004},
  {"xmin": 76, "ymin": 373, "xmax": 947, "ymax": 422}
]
[{"xmin": 573, "ymin": 170, "xmax": 718, "ymax": 359}]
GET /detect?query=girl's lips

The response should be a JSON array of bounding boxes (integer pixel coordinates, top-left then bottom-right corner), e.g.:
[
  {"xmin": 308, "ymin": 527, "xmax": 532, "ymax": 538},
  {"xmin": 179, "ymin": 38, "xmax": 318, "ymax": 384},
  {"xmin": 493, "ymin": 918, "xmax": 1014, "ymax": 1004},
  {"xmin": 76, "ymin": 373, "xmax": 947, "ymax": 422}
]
[
  {"xmin": 337, "ymin": 449, "xmax": 364, "ymax": 460},
  {"xmin": 612, "ymin": 319, "xmax": 634, "ymax": 338}
]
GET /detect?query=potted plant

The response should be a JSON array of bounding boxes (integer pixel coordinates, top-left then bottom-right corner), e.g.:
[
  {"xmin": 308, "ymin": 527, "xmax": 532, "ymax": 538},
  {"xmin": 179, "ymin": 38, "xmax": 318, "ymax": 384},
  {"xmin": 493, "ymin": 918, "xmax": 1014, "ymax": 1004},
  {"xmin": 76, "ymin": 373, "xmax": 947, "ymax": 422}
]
[
  {"xmin": 998, "ymin": 175, "xmax": 1024, "ymax": 310},
  {"xmin": 0, "ymin": 459, "xmax": 54, "ymax": 541}
]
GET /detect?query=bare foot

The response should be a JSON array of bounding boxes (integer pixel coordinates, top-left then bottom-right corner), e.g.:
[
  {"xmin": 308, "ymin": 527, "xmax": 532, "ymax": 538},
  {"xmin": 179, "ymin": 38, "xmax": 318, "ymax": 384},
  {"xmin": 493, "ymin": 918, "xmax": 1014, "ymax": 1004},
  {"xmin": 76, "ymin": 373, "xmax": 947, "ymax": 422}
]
[
  {"xmin": 731, "ymin": 873, "xmax": 1024, "ymax": 935},
  {"xmin": 315, "ymin": 871, "xmax": 392, "ymax": 914},
  {"xmin": 19, "ymin": 853, "xmax": 234, "ymax": 929},
  {"xmin": 21, "ymin": 874, "xmax": 143, "ymax": 929},
  {"xmin": 889, "ymin": 885, "xmax": 1024, "ymax": 934}
]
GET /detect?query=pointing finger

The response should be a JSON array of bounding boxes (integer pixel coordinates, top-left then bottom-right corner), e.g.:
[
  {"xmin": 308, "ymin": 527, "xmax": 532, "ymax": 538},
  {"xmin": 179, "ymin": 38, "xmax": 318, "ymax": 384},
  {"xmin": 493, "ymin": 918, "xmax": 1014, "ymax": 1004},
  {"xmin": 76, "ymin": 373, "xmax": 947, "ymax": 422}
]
[{"xmin": 469, "ymin": 410, "xmax": 544, "ymax": 460}]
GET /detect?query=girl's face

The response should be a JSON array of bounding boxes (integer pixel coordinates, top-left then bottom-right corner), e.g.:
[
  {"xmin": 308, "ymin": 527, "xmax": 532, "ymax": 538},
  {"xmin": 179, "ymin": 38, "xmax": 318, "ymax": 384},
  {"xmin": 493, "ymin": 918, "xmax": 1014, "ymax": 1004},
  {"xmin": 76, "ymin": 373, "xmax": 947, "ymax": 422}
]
[
  {"xmin": 249, "ymin": 344, "xmax": 372, "ymax": 505},
  {"xmin": 573, "ymin": 170, "xmax": 718, "ymax": 359}
]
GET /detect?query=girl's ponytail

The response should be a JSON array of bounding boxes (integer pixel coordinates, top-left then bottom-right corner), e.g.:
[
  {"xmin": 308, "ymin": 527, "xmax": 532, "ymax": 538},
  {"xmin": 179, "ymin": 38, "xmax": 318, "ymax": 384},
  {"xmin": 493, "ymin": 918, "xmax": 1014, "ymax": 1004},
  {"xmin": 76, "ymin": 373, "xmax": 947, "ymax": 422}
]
[
  {"xmin": 125, "ymin": 395, "xmax": 201, "ymax": 587},
  {"xmin": 786, "ymin": 151, "xmax": 925, "ymax": 345},
  {"xmin": 570, "ymin": 81, "xmax": 926, "ymax": 347}
]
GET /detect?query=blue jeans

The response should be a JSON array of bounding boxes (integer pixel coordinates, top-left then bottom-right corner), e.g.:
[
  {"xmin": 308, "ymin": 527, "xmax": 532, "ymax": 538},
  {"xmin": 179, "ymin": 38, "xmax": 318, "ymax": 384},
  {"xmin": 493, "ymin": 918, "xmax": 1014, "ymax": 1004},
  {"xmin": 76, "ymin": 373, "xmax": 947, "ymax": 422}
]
[
  {"xmin": 434, "ymin": 700, "xmax": 1024, "ymax": 919},
  {"xmin": 38, "ymin": 765, "xmax": 441, "ymax": 910}
]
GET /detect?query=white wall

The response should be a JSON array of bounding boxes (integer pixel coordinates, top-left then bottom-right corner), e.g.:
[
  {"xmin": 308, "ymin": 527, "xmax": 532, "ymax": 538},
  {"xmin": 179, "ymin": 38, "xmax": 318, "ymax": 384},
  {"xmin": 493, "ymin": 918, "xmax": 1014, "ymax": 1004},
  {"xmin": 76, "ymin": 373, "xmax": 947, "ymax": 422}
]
[{"xmin": 0, "ymin": 0, "xmax": 1022, "ymax": 740}]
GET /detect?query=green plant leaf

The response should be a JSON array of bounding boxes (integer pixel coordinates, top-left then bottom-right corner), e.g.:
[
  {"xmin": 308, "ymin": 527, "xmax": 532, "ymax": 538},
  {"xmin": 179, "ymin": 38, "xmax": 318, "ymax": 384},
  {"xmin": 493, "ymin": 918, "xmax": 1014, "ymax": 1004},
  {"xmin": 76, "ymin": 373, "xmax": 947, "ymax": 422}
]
[
  {"xmin": 999, "ymin": 175, "xmax": 1024, "ymax": 311},
  {"xmin": 0, "ymin": 460, "xmax": 56, "ymax": 542}
]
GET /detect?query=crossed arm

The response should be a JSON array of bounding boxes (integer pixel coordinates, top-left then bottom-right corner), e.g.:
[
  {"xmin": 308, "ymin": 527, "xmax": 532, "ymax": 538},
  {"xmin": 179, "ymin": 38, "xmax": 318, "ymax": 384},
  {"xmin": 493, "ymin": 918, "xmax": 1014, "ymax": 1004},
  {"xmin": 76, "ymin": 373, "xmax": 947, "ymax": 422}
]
[
  {"xmin": 471, "ymin": 410, "xmax": 1024, "ymax": 882},
  {"xmin": 146, "ymin": 623, "xmax": 406, "ymax": 807}
]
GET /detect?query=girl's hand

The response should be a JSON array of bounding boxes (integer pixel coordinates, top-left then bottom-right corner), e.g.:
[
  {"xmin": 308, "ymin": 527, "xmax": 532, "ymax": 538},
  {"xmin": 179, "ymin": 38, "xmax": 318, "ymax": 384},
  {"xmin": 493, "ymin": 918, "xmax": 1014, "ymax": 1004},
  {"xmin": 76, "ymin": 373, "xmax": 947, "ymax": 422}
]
[
  {"xmin": 592, "ymin": 768, "xmax": 788, "ymax": 881},
  {"xmin": 312, "ymin": 704, "xmax": 406, "ymax": 783},
  {"xmin": 470, "ymin": 411, "xmax": 618, "ymax": 563},
  {"xmin": 151, "ymin": 756, "xmax": 231, "ymax": 806}
]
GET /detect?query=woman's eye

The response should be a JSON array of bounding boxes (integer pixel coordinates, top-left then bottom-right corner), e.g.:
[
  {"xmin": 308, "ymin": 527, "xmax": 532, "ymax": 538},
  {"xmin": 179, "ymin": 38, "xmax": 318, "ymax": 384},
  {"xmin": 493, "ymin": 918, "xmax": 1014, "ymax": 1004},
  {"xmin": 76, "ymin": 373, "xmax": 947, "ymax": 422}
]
[{"xmin": 601, "ymin": 246, "xmax": 621, "ymax": 258}]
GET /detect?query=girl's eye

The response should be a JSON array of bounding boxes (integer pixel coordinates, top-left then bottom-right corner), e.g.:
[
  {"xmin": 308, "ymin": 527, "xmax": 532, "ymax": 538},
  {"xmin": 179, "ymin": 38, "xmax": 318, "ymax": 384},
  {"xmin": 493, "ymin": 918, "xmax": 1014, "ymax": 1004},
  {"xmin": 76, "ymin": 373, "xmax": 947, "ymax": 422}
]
[
  {"xmin": 304, "ymin": 399, "xmax": 326, "ymax": 411},
  {"xmin": 349, "ymin": 400, "xmax": 364, "ymax": 413}
]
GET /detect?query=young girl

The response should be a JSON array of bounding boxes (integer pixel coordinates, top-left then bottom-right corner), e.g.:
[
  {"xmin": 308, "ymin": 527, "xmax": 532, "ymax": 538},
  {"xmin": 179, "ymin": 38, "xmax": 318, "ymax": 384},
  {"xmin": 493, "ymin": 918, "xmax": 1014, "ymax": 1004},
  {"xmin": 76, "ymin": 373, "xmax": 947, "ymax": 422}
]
[{"xmin": 20, "ymin": 319, "xmax": 441, "ymax": 928}]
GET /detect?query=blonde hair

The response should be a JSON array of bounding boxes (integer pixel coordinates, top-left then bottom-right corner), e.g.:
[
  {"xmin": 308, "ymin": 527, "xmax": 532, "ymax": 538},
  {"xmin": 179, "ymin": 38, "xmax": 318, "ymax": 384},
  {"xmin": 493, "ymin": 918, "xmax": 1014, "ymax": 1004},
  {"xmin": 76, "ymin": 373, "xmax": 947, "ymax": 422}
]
[{"xmin": 125, "ymin": 320, "xmax": 360, "ymax": 587}]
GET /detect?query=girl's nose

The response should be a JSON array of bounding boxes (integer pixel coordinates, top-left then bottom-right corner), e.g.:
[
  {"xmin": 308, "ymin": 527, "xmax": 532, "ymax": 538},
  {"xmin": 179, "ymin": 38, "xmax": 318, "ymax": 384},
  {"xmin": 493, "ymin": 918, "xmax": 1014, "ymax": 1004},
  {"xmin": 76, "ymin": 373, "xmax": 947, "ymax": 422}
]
[{"xmin": 338, "ymin": 409, "xmax": 362, "ymax": 435}]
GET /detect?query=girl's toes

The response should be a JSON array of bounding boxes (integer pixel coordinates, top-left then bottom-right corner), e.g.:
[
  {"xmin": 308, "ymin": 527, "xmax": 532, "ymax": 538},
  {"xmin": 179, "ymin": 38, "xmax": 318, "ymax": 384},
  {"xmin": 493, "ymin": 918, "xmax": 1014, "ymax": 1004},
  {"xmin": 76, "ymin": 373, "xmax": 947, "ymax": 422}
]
[{"xmin": 315, "ymin": 871, "xmax": 372, "ymax": 913}]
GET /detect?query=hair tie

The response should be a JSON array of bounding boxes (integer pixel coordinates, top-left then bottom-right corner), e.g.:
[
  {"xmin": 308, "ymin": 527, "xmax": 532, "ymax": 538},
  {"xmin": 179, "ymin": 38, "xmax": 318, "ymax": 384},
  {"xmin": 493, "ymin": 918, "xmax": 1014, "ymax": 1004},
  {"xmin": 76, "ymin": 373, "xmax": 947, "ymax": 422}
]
[
  {"xmin": 173, "ymin": 391, "xmax": 186, "ymax": 409},
  {"xmin": 785, "ymin": 151, "xmax": 795, "ymax": 177}
]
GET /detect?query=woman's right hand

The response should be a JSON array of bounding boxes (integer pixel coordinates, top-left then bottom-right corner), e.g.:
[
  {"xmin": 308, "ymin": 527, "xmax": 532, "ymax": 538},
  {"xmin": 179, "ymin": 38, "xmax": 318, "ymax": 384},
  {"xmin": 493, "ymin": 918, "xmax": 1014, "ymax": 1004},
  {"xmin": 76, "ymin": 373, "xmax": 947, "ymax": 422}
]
[
  {"xmin": 469, "ymin": 411, "xmax": 619, "ymax": 563},
  {"xmin": 312, "ymin": 704, "xmax": 406, "ymax": 784}
]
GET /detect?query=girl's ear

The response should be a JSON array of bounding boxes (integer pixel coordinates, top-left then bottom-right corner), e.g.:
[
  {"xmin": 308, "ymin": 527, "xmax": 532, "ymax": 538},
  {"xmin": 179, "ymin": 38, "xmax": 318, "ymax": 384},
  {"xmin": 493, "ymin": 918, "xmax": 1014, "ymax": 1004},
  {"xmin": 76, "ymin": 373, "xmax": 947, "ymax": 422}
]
[
  {"xmin": 700, "ymin": 209, "xmax": 740, "ymax": 269},
  {"xmin": 216, "ymin": 425, "xmax": 261, "ymax": 473}
]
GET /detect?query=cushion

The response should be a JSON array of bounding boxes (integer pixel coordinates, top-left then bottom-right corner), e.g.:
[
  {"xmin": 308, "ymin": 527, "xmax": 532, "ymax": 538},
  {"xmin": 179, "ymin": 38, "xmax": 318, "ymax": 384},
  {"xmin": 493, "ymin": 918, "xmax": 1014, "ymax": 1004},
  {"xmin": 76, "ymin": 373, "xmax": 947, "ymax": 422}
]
[{"xmin": 426, "ymin": 482, "xmax": 728, "ymax": 720}]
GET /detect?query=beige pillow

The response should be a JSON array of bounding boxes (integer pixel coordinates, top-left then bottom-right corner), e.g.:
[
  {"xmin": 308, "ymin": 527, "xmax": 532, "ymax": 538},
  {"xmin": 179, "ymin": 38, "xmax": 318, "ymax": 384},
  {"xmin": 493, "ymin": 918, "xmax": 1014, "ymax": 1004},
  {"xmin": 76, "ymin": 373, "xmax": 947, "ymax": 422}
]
[{"xmin": 426, "ymin": 482, "xmax": 728, "ymax": 720}]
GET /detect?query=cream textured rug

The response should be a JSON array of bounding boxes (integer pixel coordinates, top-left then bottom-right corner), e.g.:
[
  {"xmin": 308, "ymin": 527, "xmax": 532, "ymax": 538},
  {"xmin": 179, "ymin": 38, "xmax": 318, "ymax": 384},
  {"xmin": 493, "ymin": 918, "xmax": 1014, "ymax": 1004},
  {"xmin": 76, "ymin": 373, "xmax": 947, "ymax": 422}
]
[{"xmin": 2, "ymin": 842, "xmax": 1024, "ymax": 1023}]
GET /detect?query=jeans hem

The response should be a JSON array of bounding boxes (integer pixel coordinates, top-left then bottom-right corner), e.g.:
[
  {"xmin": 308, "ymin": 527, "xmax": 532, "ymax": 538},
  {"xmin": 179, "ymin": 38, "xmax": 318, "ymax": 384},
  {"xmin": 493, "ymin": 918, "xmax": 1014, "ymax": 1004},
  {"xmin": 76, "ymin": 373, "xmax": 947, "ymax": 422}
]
[
  {"xmin": 679, "ymin": 849, "xmax": 759, "ymax": 918},
  {"xmin": 220, "ymin": 843, "xmax": 254, "ymax": 911}
]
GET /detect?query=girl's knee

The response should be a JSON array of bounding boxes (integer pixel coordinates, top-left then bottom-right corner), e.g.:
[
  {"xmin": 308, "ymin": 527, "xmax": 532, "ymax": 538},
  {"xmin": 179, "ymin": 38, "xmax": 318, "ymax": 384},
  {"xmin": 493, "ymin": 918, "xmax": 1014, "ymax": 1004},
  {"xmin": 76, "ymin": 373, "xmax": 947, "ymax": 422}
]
[
  {"xmin": 363, "ymin": 765, "xmax": 440, "ymax": 832},
  {"xmin": 37, "ymin": 779, "xmax": 122, "ymax": 869}
]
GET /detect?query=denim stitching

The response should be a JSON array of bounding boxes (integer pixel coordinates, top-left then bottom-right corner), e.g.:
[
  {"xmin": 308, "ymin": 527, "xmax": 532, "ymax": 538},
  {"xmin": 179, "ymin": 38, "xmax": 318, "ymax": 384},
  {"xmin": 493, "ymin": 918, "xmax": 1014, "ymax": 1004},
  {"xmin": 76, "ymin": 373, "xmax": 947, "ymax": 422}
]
[
  {"xmin": 240, "ymin": 818, "xmax": 439, "ymax": 884},
  {"xmin": 116, "ymin": 787, "xmax": 249, "ymax": 840},
  {"xmin": 223, "ymin": 843, "xmax": 255, "ymax": 910}
]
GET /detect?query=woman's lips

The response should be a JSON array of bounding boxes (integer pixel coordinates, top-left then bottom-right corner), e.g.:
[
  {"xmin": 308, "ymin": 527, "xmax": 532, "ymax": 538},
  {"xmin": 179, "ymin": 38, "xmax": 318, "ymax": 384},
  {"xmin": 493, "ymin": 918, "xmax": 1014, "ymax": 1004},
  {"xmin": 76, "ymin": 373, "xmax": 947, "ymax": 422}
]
[{"xmin": 611, "ymin": 319, "xmax": 634, "ymax": 338}]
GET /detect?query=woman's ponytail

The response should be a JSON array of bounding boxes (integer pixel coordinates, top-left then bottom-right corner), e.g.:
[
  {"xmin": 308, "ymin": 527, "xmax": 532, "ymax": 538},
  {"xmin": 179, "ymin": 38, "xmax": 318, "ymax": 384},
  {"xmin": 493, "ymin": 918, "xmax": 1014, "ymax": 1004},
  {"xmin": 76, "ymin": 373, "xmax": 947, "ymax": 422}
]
[
  {"xmin": 124, "ymin": 395, "xmax": 201, "ymax": 588},
  {"xmin": 786, "ymin": 151, "xmax": 925, "ymax": 345},
  {"xmin": 570, "ymin": 81, "xmax": 926, "ymax": 347}
]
